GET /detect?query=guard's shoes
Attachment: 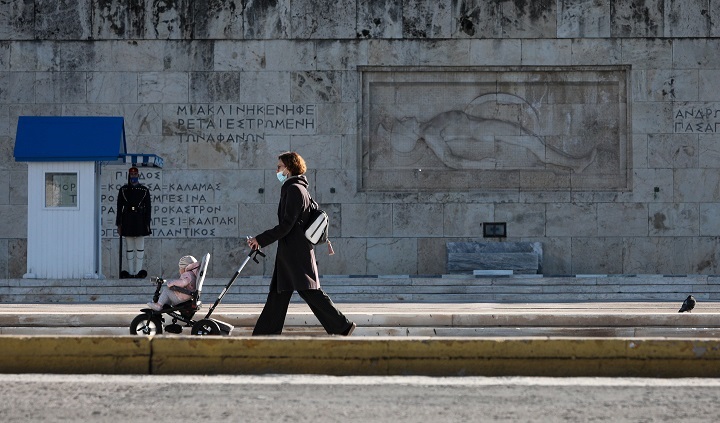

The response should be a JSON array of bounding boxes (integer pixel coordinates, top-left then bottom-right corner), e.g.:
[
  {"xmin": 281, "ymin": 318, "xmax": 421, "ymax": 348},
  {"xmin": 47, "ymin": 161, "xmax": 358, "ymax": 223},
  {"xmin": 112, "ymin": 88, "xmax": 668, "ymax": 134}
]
[
  {"xmin": 342, "ymin": 322, "xmax": 356, "ymax": 336},
  {"xmin": 136, "ymin": 270, "xmax": 148, "ymax": 279},
  {"xmin": 147, "ymin": 302, "xmax": 163, "ymax": 312},
  {"xmin": 120, "ymin": 270, "xmax": 131, "ymax": 279}
]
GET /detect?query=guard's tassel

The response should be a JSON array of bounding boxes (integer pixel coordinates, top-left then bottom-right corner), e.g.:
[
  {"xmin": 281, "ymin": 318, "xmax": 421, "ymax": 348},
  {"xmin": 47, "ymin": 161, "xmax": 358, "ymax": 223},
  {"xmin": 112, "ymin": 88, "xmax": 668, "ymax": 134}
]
[{"xmin": 327, "ymin": 239, "xmax": 335, "ymax": 255}]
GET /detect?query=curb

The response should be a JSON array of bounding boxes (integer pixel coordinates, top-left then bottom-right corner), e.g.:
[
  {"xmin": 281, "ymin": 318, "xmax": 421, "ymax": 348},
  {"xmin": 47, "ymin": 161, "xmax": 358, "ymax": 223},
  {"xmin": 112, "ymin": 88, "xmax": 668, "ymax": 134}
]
[{"xmin": 2, "ymin": 335, "xmax": 720, "ymax": 377}]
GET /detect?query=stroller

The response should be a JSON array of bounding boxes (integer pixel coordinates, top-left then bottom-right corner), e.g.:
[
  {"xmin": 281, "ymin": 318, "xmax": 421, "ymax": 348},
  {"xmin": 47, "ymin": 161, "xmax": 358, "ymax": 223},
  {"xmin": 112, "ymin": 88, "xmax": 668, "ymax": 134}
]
[{"xmin": 129, "ymin": 248, "xmax": 265, "ymax": 336}]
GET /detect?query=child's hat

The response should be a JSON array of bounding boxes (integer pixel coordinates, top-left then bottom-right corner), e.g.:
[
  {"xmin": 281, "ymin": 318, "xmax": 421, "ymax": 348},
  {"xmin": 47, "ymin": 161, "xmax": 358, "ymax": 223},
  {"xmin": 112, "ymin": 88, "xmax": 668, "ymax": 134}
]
[{"xmin": 178, "ymin": 255, "xmax": 197, "ymax": 268}]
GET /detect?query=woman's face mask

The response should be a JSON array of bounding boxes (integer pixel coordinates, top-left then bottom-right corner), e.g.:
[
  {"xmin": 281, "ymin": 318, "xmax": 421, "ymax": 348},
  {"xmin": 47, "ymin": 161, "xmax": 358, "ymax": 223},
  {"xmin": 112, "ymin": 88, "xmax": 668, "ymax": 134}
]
[{"xmin": 276, "ymin": 171, "xmax": 287, "ymax": 183}]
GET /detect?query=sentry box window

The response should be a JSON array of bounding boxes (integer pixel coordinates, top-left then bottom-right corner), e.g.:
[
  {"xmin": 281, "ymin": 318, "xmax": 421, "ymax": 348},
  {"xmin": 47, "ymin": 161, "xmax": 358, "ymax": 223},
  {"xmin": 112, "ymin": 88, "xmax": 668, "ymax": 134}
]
[
  {"xmin": 45, "ymin": 172, "xmax": 78, "ymax": 208},
  {"xmin": 483, "ymin": 222, "xmax": 507, "ymax": 238}
]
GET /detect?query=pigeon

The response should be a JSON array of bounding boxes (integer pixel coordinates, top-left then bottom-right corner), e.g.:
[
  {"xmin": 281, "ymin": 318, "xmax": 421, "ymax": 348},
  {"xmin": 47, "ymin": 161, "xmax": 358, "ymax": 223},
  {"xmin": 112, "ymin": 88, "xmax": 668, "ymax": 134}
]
[{"xmin": 678, "ymin": 295, "xmax": 696, "ymax": 313}]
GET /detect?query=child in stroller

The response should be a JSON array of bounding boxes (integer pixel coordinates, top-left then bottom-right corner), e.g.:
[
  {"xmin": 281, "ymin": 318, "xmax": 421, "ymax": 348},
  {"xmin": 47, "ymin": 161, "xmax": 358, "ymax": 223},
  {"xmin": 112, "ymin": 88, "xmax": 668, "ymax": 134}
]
[{"xmin": 147, "ymin": 255, "xmax": 200, "ymax": 311}]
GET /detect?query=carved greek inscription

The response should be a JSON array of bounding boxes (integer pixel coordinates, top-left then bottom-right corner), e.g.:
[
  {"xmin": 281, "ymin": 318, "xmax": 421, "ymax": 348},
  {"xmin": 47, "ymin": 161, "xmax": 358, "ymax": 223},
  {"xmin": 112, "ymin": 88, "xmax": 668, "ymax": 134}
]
[
  {"xmin": 673, "ymin": 104, "xmax": 720, "ymax": 133},
  {"xmin": 173, "ymin": 103, "xmax": 316, "ymax": 143},
  {"xmin": 101, "ymin": 170, "xmax": 235, "ymax": 239}
]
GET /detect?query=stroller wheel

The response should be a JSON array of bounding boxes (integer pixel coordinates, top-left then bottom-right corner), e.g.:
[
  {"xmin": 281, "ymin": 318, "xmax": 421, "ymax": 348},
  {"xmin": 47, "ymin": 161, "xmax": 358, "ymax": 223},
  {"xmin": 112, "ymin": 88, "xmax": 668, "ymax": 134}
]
[
  {"xmin": 191, "ymin": 319, "xmax": 221, "ymax": 336},
  {"xmin": 130, "ymin": 313, "xmax": 164, "ymax": 335}
]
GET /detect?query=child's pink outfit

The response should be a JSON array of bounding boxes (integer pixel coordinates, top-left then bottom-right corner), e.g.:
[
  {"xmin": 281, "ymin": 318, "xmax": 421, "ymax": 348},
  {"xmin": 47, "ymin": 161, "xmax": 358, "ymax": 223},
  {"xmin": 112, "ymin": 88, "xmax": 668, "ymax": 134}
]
[{"xmin": 147, "ymin": 261, "xmax": 201, "ymax": 311}]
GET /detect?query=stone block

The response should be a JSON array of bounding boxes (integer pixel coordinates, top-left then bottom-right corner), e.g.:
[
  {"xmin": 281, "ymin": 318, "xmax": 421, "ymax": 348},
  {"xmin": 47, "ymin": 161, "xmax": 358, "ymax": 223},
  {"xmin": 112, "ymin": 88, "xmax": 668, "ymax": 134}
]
[
  {"xmin": 393, "ymin": 203, "xmax": 444, "ymax": 237},
  {"xmin": 162, "ymin": 41, "xmax": 214, "ymax": 72},
  {"xmin": 446, "ymin": 241, "xmax": 542, "ymax": 274},
  {"xmin": 342, "ymin": 203, "xmax": 392, "ymax": 237},
  {"xmin": 451, "ymin": 0, "xmax": 500, "ymax": 38},
  {"xmin": 0, "ymin": 239, "xmax": 7, "ymax": 279},
  {"xmin": 244, "ymin": 0, "xmax": 290, "ymax": 39},
  {"xmin": 315, "ymin": 238, "xmax": 367, "ymax": 275},
  {"xmin": 664, "ymin": 0, "xmax": 712, "ymax": 37},
  {"xmin": 499, "ymin": 0, "xmax": 556, "ymax": 38},
  {"xmin": 8, "ymin": 170, "xmax": 27, "ymax": 203},
  {"xmin": 570, "ymin": 39, "xmax": 621, "ymax": 65},
  {"xmin": 290, "ymin": 0, "xmax": 357, "ymax": 39},
  {"xmin": 633, "ymin": 69, "xmax": 699, "ymax": 102},
  {"xmin": 290, "ymin": 135, "xmax": 341, "ymax": 170},
  {"xmin": 674, "ymin": 169, "xmax": 720, "ymax": 202},
  {"xmin": 448, "ymin": 252, "xmax": 538, "ymax": 273},
  {"xmin": 0, "ymin": 205, "xmax": 26, "ymax": 238},
  {"xmin": 35, "ymin": 72, "xmax": 87, "ymax": 103},
  {"xmin": 212, "ymin": 40, "xmax": 264, "ymax": 71},
  {"xmin": 597, "ymin": 203, "xmax": 648, "ymax": 236},
  {"xmin": 317, "ymin": 102, "xmax": 356, "ymax": 136},
  {"xmin": 611, "ymin": 0, "xmax": 664, "ymax": 37},
  {"xmin": 494, "ymin": 203, "xmax": 546, "ymax": 237},
  {"xmin": 540, "ymin": 237, "xmax": 571, "ymax": 275},
  {"xmin": 192, "ymin": 0, "xmax": 244, "ymax": 40},
  {"xmin": 9, "ymin": 42, "xmax": 55, "ymax": 72},
  {"xmin": 700, "ymin": 203, "xmax": 720, "ymax": 236},
  {"xmin": 417, "ymin": 237, "xmax": 450, "ymax": 275},
  {"xmin": 469, "ymin": 40, "xmax": 521, "ymax": 65},
  {"xmin": 0, "ymin": 72, "xmax": 34, "ymax": 104},
  {"xmin": 366, "ymin": 238, "xmax": 417, "ymax": 275},
  {"xmin": 265, "ymin": 40, "xmax": 316, "ymax": 71},
  {"xmin": 558, "ymin": 0, "xmax": 611, "ymax": 38},
  {"xmin": 0, "ymin": 1, "xmax": 34, "ymax": 40},
  {"xmin": 0, "ymin": 43, "xmax": 8, "ymax": 71},
  {"xmin": 520, "ymin": 39, "xmax": 572, "ymax": 65},
  {"xmin": 443, "ymin": 203, "xmax": 493, "ymax": 237},
  {"xmin": 138, "ymin": 73, "xmax": 189, "ymax": 103},
  {"xmin": 620, "ymin": 39, "xmax": 673, "ymax": 69},
  {"xmin": 317, "ymin": 41, "xmax": 368, "ymax": 71},
  {"xmin": 315, "ymin": 170, "xmax": 366, "ymax": 204},
  {"xmin": 692, "ymin": 237, "xmax": 720, "ymax": 274},
  {"xmin": 291, "ymin": 71, "xmax": 342, "ymax": 103},
  {"xmin": 366, "ymin": 39, "xmax": 416, "ymax": 66},
  {"xmin": 647, "ymin": 134, "xmax": 698, "ymax": 168},
  {"xmin": 623, "ymin": 237, "xmax": 693, "ymax": 274},
  {"xmin": 402, "ymin": 0, "xmax": 452, "ymax": 38},
  {"xmin": 632, "ymin": 102, "xmax": 674, "ymax": 134},
  {"xmin": 0, "ymin": 170, "xmax": 7, "ymax": 204},
  {"xmin": 8, "ymin": 239, "xmax": 26, "ymax": 279},
  {"xmin": 357, "ymin": 0, "xmax": 402, "ymax": 39},
  {"xmin": 189, "ymin": 72, "xmax": 242, "ymax": 103},
  {"xmin": 630, "ymin": 169, "xmax": 673, "ymax": 203},
  {"xmin": 188, "ymin": 142, "xmax": 240, "ymax": 170},
  {"xmin": 341, "ymin": 71, "xmax": 360, "ymax": 104},
  {"xmin": 699, "ymin": 70, "xmax": 720, "ymax": 102},
  {"xmin": 87, "ymin": 72, "xmax": 137, "ymax": 104},
  {"xmin": 648, "ymin": 203, "xmax": 699, "ymax": 237},
  {"xmin": 35, "ymin": 0, "xmax": 92, "ymax": 40},
  {"xmin": 546, "ymin": 203, "xmax": 597, "ymax": 237},
  {"xmin": 673, "ymin": 39, "xmax": 720, "ymax": 68}
]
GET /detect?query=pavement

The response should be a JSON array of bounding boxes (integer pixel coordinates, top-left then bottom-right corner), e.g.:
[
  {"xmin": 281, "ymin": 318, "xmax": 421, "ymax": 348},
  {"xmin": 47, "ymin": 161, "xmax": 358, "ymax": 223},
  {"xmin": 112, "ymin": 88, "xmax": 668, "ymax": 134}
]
[
  {"xmin": 2, "ymin": 301, "xmax": 720, "ymax": 376},
  {"xmin": 2, "ymin": 301, "xmax": 719, "ymax": 337}
]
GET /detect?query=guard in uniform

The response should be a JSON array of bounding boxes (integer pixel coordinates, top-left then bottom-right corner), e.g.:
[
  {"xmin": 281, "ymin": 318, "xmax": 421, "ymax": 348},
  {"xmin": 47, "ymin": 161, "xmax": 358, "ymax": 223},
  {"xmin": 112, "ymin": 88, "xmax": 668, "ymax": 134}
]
[{"xmin": 116, "ymin": 167, "xmax": 152, "ymax": 278}]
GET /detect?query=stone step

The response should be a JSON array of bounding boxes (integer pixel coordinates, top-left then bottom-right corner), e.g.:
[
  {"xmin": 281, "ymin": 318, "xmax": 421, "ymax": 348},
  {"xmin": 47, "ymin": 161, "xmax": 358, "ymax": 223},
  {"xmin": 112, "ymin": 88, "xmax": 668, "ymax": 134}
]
[
  {"xmin": 1, "ymin": 275, "xmax": 716, "ymax": 303},
  {"xmin": 3, "ymin": 302, "xmax": 718, "ymax": 337},
  {"xmin": 3, "ymin": 326, "xmax": 720, "ymax": 338}
]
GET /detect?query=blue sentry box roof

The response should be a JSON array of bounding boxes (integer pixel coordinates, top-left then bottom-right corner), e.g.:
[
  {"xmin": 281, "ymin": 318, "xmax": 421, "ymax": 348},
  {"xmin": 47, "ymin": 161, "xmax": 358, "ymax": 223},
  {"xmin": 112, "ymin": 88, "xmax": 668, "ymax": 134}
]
[{"xmin": 14, "ymin": 116, "xmax": 127, "ymax": 163}]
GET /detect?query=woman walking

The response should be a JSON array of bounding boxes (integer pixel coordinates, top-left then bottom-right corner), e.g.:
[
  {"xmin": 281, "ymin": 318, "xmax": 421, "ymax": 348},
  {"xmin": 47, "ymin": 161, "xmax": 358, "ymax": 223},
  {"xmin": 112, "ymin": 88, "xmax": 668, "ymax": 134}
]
[{"xmin": 247, "ymin": 151, "xmax": 356, "ymax": 336}]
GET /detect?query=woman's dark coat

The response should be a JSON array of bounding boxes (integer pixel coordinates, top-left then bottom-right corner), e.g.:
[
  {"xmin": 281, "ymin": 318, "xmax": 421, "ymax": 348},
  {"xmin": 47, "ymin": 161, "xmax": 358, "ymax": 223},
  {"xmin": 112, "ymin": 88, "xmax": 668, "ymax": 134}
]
[
  {"xmin": 116, "ymin": 183, "xmax": 152, "ymax": 237},
  {"xmin": 255, "ymin": 175, "xmax": 319, "ymax": 292}
]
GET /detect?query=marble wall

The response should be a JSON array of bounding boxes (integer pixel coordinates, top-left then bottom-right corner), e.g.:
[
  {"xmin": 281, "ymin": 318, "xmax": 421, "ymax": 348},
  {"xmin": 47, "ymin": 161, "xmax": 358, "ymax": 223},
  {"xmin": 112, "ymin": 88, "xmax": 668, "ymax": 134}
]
[{"xmin": 2, "ymin": 0, "xmax": 720, "ymax": 277}]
